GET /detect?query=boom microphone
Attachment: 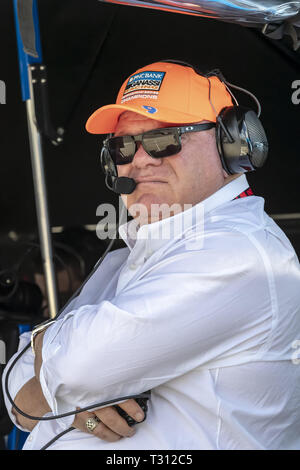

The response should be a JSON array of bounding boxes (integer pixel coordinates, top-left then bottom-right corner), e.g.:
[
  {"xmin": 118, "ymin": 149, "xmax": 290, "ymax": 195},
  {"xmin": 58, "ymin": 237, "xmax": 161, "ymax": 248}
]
[{"xmin": 112, "ymin": 176, "xmax": 137, "ymax": 194}]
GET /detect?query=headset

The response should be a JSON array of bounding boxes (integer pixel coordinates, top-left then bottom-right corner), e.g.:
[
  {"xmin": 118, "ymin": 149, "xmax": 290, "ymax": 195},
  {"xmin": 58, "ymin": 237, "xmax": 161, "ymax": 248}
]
[{"xmin": 100, "ymin": 59, "xmax": 269, "ymax": 196}]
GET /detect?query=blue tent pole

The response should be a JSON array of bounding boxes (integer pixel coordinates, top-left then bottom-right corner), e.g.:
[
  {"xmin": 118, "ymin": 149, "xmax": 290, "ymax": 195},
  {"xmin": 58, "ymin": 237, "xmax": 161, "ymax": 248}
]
[{"xmin": 13, "ymin": 0, "xmax": 59, "ymax": 319}]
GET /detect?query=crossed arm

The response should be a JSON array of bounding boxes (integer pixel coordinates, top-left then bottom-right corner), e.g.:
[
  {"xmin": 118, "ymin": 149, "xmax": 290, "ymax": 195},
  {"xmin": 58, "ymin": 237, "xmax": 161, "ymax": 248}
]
[
  {"xmin": 12, "ymin": 329, "xmax": 145, "ymax": 441},
  {"xmin": 12, "ymin": 240, "xmax": 263, "ymax": 442}
]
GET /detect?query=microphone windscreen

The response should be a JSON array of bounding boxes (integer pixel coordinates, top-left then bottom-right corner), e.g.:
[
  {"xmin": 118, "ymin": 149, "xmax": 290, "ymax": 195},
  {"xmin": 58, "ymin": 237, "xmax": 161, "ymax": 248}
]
[{"xmin": 113, "ymin": 177, "xmax": 137, "ymax": 194}]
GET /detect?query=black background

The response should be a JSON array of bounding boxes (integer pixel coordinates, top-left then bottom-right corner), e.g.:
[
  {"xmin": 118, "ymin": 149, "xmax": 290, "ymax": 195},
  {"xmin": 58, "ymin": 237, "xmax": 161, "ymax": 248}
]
[{"xmin": 0, "ymin": 0, "xmax": 299, "ymax": 236}]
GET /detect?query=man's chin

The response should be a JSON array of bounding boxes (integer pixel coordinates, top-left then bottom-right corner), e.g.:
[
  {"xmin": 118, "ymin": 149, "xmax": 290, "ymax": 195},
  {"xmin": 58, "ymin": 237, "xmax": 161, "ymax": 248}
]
[{"xmin": 126, "ymin": 194, "xmax": 184, "ymax": 226}]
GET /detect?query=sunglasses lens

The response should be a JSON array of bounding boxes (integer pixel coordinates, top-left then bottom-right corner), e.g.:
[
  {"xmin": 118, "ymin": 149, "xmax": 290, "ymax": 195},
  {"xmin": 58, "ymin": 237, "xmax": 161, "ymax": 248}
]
[
  {"xmin": 143, "ymin": 130, "xmax": 181, "ymax": 158},
  {"xmin": 107, "ymin": 129, "xmax": 181, "ymax": 165},
  {"xmin": 108, "ymin": 136, "xmax": 136, "ymax": 165}
]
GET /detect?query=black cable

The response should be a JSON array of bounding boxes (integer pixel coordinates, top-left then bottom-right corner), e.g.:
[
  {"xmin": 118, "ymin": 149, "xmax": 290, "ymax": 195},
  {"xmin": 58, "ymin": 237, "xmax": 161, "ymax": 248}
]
[
  {"xmin": 15, "ymin": 241, "xmax": 75, "ymax": 303},
  {"xmin": 5, "ymin": 341, "xmax": 149, "ymax": 421},
  {"xmin": 206, "ymin": 76, "xmax": 234, "ymax": 144},
  {"xmin": 4, "ymin": 233, "xmax": 119, "ymax": 422},
  {"xmin": 3, "ymin": 205, "xmax": 151, "ymax": 449}
]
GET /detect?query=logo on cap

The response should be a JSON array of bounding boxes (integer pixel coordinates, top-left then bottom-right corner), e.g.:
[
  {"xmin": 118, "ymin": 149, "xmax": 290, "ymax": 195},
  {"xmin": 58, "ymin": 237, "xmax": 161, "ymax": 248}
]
[
  {"xmin": 121, "ymin": 71, "xmax": 165, "ymax": 104},
  {"xmin": 142, "ymin": 106, "xmax": 157, "ymax": 114}
]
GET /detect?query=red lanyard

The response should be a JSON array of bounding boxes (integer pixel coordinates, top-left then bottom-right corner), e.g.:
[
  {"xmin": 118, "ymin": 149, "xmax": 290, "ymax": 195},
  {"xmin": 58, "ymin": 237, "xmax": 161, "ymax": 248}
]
[{"xmin": 234, "ymin": 187, "xmax": 253, "ymax": 199}]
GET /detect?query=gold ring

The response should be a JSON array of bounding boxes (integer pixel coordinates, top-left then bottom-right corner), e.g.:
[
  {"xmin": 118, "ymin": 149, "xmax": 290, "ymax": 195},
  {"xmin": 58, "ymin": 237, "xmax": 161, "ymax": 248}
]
[{"xmin": 85, "ymin": 416, "xmax": 100, "ymax": 433}]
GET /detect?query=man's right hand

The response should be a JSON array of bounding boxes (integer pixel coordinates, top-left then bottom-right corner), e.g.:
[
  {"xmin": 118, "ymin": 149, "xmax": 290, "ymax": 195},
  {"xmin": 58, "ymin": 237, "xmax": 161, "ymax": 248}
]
[
  {"xmin": 72, "ymin": 399, "xmax": 145, "ymax": 442},
  {"xmin": 13, "ymin": 376, "xmax": 145, "ymax": 442}
]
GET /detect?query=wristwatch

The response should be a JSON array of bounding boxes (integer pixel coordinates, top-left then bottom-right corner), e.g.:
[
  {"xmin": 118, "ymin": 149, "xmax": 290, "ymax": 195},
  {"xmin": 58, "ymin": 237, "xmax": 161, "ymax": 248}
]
[{"xmin": 30, "ymin": 320, "xmax": 56, "ymax": 356}]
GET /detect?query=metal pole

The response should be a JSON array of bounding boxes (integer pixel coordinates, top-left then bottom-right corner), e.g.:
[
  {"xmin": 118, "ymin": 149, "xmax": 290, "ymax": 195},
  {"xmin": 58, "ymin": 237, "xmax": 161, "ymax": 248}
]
[
  {"xmin": 25, "ymin": 64, "xmax": 59, "ymax": 319},
  {"xmin": 13, "ymin": 0, "xmax": 59, "ymax": 319}
]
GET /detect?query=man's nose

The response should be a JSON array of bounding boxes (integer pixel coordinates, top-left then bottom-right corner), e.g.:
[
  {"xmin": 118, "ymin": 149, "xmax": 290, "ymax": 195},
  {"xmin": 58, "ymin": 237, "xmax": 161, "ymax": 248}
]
[{"xmin": 131, "ymin": 142, "xmax": 163, "ymax": 169}]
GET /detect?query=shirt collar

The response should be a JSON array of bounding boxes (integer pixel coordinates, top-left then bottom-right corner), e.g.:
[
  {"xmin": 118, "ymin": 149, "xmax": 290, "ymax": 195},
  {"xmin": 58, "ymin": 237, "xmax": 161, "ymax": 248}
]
[{"xmin": 119, "ymin": 174, "xmax": 249, "ymax": 252}]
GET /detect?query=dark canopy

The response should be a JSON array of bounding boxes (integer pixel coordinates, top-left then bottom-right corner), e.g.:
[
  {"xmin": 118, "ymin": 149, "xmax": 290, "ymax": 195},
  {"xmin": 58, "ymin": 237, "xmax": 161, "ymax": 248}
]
[{"xmin": 0, "ymin": 0, "xmax": 299, "ymax": 234}]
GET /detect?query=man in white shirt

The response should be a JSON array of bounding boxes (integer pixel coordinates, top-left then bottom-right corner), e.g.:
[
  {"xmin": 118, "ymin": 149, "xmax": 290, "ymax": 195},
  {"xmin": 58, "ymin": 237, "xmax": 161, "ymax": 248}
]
[{"xmin": 3, "ymin": 61, "xmax": 300, "ymax": 450}]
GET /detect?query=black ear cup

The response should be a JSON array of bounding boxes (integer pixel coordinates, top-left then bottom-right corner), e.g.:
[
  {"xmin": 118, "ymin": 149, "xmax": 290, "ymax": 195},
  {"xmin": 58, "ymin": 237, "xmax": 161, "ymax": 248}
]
[
  {"xmin": 160, "ymin": 60, "xmax": 269, "ymax": 175},
  {"xmin": 216, "ymin": 106, "xmax": 269, "ymax": 175}
]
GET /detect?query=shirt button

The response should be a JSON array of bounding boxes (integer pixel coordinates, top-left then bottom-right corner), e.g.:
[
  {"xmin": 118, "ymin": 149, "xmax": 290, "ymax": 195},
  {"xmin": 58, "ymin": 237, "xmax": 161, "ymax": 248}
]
[
  {"xmin": 27, "ymin": 435, "xmax": 33, "ymax": 442},
  {"xmin": 129, "ymin": 263, "xmax": 138, "ymax": 270}
]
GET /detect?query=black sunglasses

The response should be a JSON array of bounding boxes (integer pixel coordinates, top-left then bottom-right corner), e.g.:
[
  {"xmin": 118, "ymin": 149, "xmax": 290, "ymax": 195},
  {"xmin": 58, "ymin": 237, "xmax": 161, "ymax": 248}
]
[{"xmin": 103, "ymin": 122, "xmax": 216, "ymax": 165}]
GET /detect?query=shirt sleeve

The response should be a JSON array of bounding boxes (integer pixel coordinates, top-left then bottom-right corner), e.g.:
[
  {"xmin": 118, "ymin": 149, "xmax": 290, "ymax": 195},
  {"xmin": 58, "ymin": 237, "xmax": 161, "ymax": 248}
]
[
  {"xmin": 1, "ymin": 294, "xmax": 82, "ymax": 430},
  {"xmin": 2, "ymin": 332, "xmax": 35, "ymax": 431},
  {"xmin": 39, "ymin": 231, "xmax": 273, "ymax": 416}
]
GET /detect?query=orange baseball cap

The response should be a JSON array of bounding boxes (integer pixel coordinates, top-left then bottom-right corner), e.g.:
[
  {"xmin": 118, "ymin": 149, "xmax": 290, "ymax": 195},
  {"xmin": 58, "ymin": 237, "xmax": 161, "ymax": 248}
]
[{"xmin": 85, "ymin": 61, "xmax": 233, "ymax": 134}]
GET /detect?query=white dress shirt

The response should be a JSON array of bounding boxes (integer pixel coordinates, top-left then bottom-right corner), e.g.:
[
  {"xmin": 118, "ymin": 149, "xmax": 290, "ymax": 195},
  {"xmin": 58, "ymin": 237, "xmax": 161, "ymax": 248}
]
[{"xmin": 3, "ymin": 175, "xmax": 300, "ymax": 450}]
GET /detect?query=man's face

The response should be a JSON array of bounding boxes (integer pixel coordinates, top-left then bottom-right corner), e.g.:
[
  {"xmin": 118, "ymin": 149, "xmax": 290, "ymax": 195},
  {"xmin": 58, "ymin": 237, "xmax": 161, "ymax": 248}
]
[{"xmin": 115, "ymin": 111, "xmax": 228, "ymax": 225}]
